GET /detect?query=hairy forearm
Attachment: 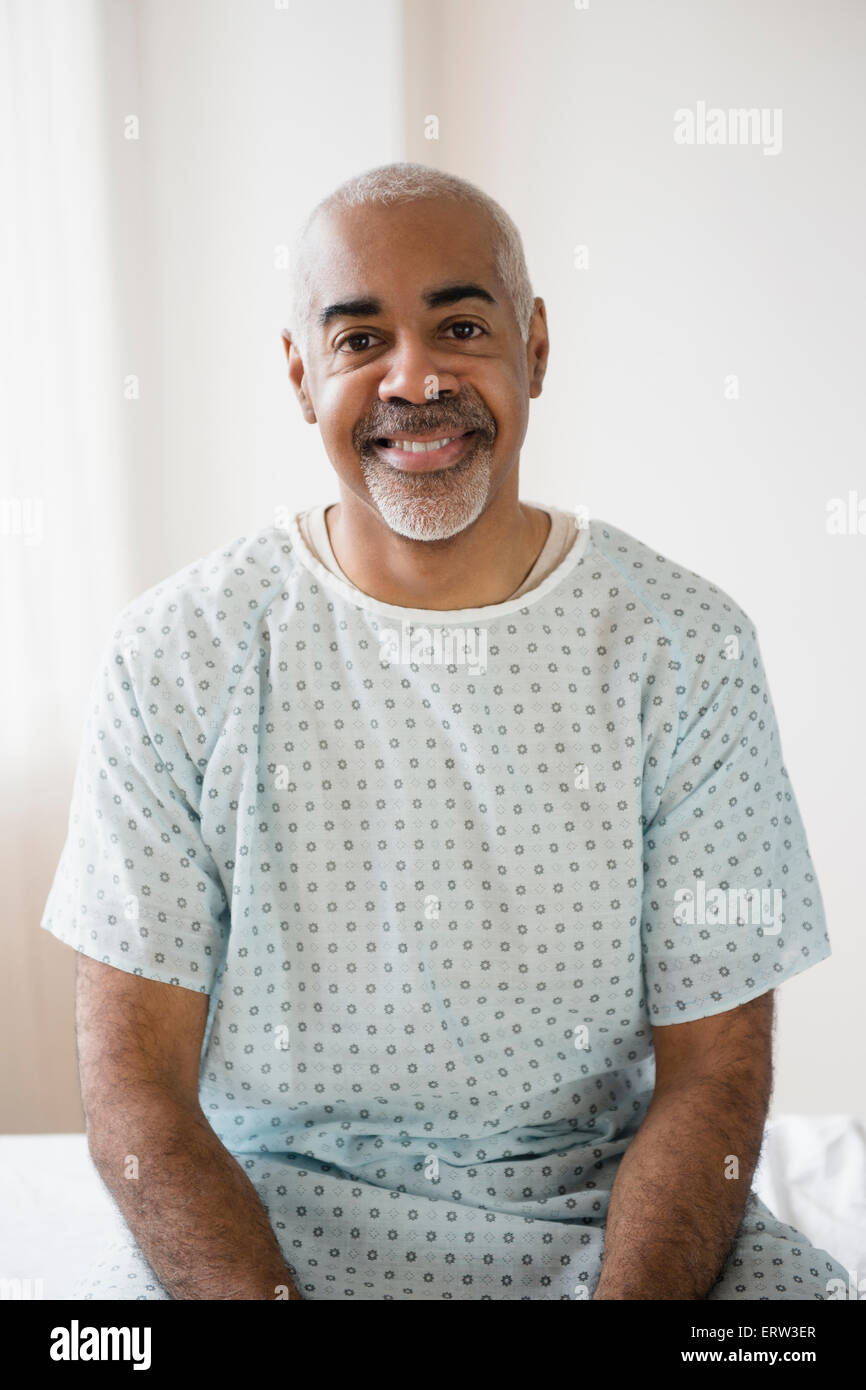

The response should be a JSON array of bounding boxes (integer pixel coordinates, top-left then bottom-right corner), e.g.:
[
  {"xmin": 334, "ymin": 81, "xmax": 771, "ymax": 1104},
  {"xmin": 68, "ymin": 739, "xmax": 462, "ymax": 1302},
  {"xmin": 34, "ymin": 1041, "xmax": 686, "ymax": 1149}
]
[
  {"xmin": 86, "ymin": 1086, "xmax": 301, "ymax": 1300},
  {"xmin": 593, "ymin": 1074, "xmax": 767, "ymax": 1300}
]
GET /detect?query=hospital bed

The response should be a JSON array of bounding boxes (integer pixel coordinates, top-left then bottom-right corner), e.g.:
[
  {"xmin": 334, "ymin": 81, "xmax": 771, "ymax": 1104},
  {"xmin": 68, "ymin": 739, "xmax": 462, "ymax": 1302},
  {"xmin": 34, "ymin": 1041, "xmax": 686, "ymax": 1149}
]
[{"xmin": 1, "ymin": 1116, "xmax": 863, "ymax": 1298}]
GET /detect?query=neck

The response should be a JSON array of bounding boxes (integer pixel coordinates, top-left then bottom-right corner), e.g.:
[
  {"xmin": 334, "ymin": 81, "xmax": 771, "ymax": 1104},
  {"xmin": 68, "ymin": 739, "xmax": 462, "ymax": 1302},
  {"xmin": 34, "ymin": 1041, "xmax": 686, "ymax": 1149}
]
[{"xmin": 325, "ymin": 479, "xmax": 551, "ymax": 611}]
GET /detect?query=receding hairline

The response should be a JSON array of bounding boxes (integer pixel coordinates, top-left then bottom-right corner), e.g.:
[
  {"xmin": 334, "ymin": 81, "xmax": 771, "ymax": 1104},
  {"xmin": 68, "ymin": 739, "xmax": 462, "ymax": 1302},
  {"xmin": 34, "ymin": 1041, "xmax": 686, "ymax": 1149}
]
[
  {"xmin": 286, "ymin": 163, "xmax": 535, "ymax": 354},
  {"xmin": 300, "ymin": 197, "xmax": 507, "ymax": 329},
  {"xmin": 305, "ymin": 187, "xmax": 501, "ymax": 244}
]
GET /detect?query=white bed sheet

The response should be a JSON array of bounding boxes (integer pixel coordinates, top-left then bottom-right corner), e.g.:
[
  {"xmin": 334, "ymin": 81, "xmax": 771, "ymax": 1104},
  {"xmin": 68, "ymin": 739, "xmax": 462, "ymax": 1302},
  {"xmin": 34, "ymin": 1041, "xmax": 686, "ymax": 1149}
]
[
  {"xmin": 0, "ymin": 1118, "xmax": 863, "ymax": 1299},
  {"xmin": 752, "ymin": 1114, "xmax": 866, "ymax": 1283}
]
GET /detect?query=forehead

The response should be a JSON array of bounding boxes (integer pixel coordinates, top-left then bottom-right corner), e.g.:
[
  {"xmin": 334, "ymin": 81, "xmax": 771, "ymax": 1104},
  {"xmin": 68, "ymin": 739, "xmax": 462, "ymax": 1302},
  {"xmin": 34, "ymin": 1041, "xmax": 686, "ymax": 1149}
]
[{"xmin": 305, "ymin": 197, "xmax": 501, "ymax": 306}]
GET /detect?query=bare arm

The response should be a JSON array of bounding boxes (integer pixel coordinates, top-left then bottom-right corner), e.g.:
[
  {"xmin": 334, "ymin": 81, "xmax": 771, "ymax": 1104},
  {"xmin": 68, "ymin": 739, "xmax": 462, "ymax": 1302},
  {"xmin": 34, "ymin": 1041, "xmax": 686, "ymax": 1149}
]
[
  {"xmin": 592, "ymin": 989, "xmax": 774, "ymax": 1300},
  {"xmin": 76, "ymin": 954, "xmax": 302, "ymax": 1300}
]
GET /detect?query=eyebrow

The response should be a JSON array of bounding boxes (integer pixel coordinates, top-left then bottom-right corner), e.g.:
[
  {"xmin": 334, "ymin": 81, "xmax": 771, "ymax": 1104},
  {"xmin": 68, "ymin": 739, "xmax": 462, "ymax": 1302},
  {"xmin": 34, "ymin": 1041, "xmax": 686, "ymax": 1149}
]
[{"xmin": 317, "ymin": 282, "xmax": 497, "ymax": 330}]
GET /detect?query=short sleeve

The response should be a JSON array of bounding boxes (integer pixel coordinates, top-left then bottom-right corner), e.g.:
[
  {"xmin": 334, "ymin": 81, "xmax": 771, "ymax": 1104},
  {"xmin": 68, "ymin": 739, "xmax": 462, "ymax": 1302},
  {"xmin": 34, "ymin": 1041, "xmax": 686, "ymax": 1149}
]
[
  {"xmin": 40, "ymin": 627, "xmax": 230, "ymax": 993},
  {"xmin": 641, "ymin": 613, "xmax": 831, "ymax": 1024}
]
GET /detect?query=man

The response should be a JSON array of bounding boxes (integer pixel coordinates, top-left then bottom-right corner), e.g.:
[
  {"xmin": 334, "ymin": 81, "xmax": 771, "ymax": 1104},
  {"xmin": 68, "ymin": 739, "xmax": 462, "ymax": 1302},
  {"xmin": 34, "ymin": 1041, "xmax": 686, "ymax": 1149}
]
[{"xmin": 42, "ymin": 162, "xmax": 845, "ymax": 1300}]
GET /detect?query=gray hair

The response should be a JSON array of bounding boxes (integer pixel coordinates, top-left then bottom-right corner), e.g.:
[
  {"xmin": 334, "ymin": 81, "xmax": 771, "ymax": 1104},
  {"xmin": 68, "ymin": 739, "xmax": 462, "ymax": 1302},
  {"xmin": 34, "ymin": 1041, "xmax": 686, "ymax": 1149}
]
[{"xmin": 286, "ymin": 162, "xmax": 535, "ymax": 358}]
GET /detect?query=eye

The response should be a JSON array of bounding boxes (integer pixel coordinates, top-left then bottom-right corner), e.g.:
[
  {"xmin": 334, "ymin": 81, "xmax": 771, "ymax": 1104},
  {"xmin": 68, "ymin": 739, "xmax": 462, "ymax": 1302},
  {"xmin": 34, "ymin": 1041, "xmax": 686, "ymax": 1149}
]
[
  {"xmin": 336, "ymin": 331, "xmax": 382, "ymax": 353},
  {"xmin": 444, "ymin": 321, "xmax": 486, "ymax": 340}
]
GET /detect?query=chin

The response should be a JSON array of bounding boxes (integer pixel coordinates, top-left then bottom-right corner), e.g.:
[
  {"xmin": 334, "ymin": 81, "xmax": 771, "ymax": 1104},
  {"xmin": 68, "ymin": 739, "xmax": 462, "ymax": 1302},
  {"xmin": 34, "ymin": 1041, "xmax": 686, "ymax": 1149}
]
[
  {"xmin": 361, "ymin": 441, "xmax": 494, "ymax": 543},
  {"xmin": 380, "ymin": 509, "xmax": 484, "ymax": 543}
]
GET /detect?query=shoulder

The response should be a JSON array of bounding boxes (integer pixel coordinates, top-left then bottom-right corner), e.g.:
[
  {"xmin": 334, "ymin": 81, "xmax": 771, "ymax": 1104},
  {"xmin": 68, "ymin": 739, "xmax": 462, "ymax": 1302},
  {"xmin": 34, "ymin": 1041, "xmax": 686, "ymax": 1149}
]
[
  {"xmin": 585, "ymin": 516, "xmax": 757, "ymax": 663},
  {"xmin": 92, "ymin": 523, "xmax": 300, "ymax": 732},
  {"xmin": 107, "ymin": 522, "xmax": 297, "ymax": 661}
]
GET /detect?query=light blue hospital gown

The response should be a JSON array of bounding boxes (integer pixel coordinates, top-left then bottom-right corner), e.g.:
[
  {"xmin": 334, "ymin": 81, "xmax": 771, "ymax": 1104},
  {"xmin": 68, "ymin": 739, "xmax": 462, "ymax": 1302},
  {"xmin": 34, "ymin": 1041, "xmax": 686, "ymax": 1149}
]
[{"xmin": 40, "ymin": 511, "xmax": 846, "ymax": 1300}]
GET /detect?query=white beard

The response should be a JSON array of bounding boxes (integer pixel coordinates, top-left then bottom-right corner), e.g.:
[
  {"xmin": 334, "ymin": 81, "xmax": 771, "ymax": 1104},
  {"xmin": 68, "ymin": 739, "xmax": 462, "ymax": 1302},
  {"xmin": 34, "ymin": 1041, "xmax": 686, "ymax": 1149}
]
[{"xmin": 359, "ymin": 435, "xmax": 494, "ymax": 541}]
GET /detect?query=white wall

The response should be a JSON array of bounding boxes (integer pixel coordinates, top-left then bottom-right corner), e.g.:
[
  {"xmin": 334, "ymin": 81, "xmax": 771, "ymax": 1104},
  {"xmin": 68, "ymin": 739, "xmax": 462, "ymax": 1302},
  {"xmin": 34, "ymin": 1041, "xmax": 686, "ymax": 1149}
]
[{"xmin": 118, "ymin": 0, "xmax": 404, "ymax": 588}]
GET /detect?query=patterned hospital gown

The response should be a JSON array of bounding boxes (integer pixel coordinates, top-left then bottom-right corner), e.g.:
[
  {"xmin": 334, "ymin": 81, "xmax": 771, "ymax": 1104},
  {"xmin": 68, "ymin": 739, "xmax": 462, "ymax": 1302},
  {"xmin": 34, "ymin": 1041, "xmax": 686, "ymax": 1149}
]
[{"xmin": 40, "ymin": 510, "xmax": 846, "ymax": 1300}]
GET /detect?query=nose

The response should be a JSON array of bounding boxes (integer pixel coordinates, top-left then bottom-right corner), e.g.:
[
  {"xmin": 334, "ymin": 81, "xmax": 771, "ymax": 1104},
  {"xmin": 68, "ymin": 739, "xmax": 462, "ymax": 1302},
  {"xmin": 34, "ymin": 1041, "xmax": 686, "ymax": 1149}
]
[{"xmin": 377, "ymin": 335, "xmax": 461, "ymax": 405}]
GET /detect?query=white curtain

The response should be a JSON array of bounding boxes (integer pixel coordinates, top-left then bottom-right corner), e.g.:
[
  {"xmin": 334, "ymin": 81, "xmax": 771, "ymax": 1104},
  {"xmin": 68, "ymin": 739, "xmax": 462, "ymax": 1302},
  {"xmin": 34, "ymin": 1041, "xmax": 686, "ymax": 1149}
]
[
  {"xmin": 1, "ymin": 0, "xmax": 136, "ymax": 1128},
  {"xmin": 1, "ymin": 0, "xmax": 134, "ymax": 754}
]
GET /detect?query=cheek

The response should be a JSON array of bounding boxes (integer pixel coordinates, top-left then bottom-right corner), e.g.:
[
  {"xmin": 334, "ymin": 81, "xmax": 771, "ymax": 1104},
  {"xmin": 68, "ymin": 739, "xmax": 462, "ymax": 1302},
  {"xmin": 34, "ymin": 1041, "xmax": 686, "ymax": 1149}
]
[
  {"xmin": 473, "ymin": 358, "xmax": 524, "ymax": 419},
  {"xmin": 316, "ymin": 383, "xmax": 365, "ymax": 451},
  {"xmin": 486, "ymin": 383, "xmax": 526, "ymax": 448}
]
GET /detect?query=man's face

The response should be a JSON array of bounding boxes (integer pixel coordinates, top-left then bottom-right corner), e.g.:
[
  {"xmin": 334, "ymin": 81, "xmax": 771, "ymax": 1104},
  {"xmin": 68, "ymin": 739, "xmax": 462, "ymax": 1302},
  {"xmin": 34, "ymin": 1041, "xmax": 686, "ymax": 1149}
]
[{"xmin": 285, "ymin": 197, "xmax": 547, "ymax": 541}]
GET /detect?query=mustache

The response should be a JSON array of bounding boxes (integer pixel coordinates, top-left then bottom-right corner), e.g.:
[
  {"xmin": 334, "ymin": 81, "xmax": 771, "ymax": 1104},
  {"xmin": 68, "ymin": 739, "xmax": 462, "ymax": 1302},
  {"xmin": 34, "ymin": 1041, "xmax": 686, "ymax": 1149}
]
[{"xmin": 354, "ymin": 401, "xmax": 496, "ymax": 446}]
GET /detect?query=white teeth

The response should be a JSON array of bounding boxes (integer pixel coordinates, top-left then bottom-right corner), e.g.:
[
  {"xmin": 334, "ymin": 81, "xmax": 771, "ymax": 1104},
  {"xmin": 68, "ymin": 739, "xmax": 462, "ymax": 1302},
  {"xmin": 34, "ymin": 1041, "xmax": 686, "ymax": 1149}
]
[{"xmin": 384, "ymin": 436, "xmax": 459, "ymax": 452}]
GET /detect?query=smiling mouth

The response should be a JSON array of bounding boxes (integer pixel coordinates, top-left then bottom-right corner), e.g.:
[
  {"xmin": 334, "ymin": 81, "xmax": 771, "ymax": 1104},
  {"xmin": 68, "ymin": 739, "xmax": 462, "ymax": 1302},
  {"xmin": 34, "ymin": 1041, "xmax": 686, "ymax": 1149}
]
[
  {"xmin": 373, "ymin": 429, "xmax": 476, "ymax": 453},
  {"xmin": 365, "ymin": 428, "xmax": 480, "ymax": 473}
]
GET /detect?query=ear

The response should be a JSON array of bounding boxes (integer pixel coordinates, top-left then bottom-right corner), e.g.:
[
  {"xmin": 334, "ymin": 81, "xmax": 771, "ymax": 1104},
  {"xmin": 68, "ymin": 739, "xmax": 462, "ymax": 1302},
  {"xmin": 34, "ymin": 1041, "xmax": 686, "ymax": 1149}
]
[
  {"xmin": 282, "ymin": 331, "xmax": 317, "ymax": 424},
  {"xmin": 526, "ymin": 298, "xmax": 550, "ymax": 399}
]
